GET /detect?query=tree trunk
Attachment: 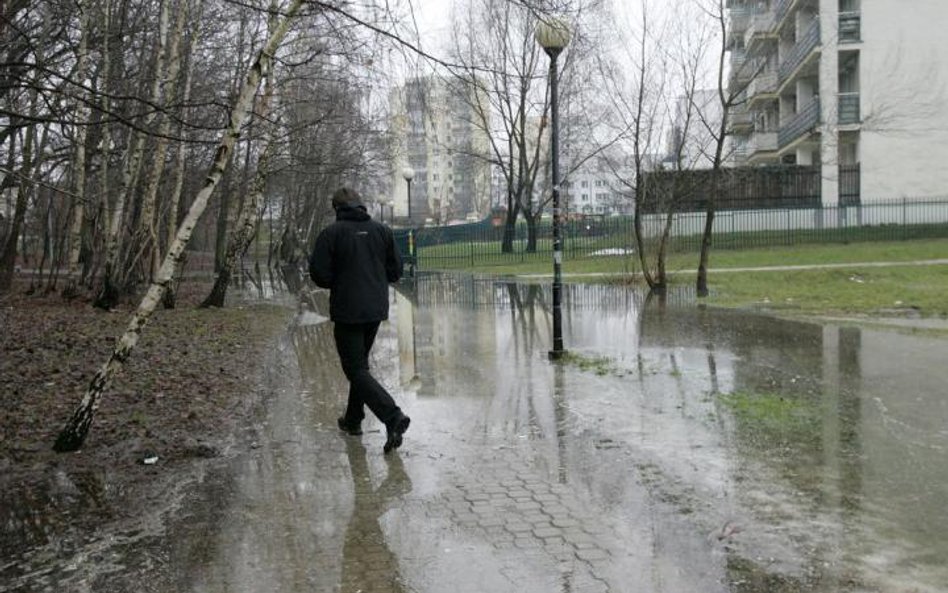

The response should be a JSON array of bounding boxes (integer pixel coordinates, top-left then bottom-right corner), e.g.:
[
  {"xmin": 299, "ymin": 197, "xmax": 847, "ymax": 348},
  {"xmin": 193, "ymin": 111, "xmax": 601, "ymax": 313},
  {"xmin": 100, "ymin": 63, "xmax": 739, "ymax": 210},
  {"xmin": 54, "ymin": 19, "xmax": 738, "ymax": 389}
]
[
  {"xmin": 696, "ymin": 207, "xmax": 714, "ymax": 297},
  {"xmin": 137, "ymin": 0, "xmax": 186, "ymax": 282},
  {"xmin": 96, "ymin": 0, "xmax": 171, "ymax": 307},
  {"xmin": 201, "ymin": 74, "xmax": 276, "ymax": 308},
  {"xmin": 0, "ymin": 125, "xmax": 32, "ymax": 291},
  {"xmin": 63, "ymin": 1, "xmax": 92, "ymax": 297},
  {"xmin": 501, "ymin": 197, "xmax": 519, "ymax": 253},
  {"xmin": 162, "ymin": 0, "xmax": 203, "ymax": 310},
  {"xmin": 54, "ymin": 0, "xmax": 304, "ymax": 452},
  {"xmin": 525, "ymin": 212, "xmax": 538, "ymax": 253}
]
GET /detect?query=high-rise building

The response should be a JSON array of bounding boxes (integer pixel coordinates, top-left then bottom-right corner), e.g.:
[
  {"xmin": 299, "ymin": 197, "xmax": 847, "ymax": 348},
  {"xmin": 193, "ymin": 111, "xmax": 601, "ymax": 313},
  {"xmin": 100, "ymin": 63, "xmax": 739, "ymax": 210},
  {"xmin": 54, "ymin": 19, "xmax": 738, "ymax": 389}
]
[
  {"xmin": 727, "ymin": 0, "xmax": 948, "ymax": 204},
  {"xmin": 390, "ymin": 77, "xmax": 492, "ymax": 224}
]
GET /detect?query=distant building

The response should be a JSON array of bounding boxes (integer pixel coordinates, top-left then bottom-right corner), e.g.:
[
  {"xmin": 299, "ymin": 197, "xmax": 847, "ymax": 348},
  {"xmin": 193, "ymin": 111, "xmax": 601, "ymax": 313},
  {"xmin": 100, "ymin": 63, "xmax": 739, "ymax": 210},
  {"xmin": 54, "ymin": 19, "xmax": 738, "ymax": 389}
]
[
  {"xmin": 726, "ymin": 0, "xmax": 948, "ymax": 204},
  {"xmin": 389, "ymin": 77, "xmax": 491, "ymax": 224},
  {"xmin": 561, "ymin": 165, "xmax": 634, "ymax": 217}
]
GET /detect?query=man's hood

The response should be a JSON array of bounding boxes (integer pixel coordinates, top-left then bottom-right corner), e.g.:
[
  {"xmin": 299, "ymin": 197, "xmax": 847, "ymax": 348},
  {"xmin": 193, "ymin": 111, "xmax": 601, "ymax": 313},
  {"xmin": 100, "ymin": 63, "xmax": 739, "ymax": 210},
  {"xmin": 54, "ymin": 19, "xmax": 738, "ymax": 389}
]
[{"xmin": 335, "ymin": 203, "xmax": 371, "ymax": 222}]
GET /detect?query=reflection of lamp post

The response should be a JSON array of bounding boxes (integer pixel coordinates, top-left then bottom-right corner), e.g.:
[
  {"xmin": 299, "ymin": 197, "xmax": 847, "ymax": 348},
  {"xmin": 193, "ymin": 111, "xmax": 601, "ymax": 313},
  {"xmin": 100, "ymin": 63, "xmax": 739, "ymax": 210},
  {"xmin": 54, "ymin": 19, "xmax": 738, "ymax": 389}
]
[
  {"xmin": 387, "ymin": 200, "xmax": 394, "ymax": 226},
  {"xmin": 402, "ymin": 167, "xmax": 415, "ymax": 223},
  {"xmin": 536, "ymin": 17, "xmax": 571, "ymax": 359},
  {"xmin": 379, "ymin": 198, "xmax": 386, "ymax": 224}
]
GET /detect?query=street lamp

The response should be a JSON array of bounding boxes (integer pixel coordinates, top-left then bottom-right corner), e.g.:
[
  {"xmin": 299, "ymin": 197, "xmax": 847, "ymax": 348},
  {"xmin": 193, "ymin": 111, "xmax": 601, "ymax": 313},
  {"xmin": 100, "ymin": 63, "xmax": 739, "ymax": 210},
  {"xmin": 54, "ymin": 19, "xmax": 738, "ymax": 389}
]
[
  {"xmin": 536, "ymin": 17, "xmax": 571, "ymax": 359},
  {"xmin": 402, "ymin": 166, "xmax": 415, "ymax": 223}
]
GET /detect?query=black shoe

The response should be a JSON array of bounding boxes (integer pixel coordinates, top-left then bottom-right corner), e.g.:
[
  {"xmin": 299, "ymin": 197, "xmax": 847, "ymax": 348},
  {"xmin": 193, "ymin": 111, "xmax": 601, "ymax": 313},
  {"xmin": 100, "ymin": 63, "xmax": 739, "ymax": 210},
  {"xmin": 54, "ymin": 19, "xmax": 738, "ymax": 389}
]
[
  {"xmin": 383, "ymin": 415, "xmax": 411, "ymax": 454},
  {"xmin": 337, "ymin": 417, "xmax": 363, "ymax": 436}
]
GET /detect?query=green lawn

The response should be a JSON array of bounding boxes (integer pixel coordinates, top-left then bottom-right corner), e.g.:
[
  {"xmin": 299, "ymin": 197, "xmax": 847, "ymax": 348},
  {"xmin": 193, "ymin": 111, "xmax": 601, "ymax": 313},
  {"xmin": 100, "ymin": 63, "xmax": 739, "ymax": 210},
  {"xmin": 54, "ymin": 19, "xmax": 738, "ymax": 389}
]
[
  {"xmin": 416, "ymin": 238, "xmax": 948, "ymax": 317},
  {"xmin": 705, "ymin": 265, "xmax": 948, "ymax": 317}
]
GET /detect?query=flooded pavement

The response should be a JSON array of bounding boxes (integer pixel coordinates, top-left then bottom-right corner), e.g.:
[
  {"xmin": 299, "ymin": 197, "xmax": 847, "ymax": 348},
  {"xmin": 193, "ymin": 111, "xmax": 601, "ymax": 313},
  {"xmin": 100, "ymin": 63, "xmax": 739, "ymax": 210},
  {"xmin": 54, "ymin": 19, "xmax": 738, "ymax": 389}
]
[{"xmin": 4, "ymin": 275, "xmax": 947, "ymax": 592}]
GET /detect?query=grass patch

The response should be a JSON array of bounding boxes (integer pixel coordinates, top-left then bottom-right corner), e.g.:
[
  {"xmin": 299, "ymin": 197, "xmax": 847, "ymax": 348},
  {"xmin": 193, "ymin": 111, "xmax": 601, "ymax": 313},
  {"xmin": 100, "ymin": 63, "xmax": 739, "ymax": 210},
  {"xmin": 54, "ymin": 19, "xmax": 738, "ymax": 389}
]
[
  {"xmin": 559, "ymin": 351, "xmax": 623, "ymax": 376},
  {"xmin": 706, "ymin": 265, "xmax": 948, "ymax": 317},
  {"xmin": 419, "ymin": 238, "xmax": 948, "ymax": 317},
  {"xmin": 720, "ymin": 390, "xmax": 820, "ymax": 446}
]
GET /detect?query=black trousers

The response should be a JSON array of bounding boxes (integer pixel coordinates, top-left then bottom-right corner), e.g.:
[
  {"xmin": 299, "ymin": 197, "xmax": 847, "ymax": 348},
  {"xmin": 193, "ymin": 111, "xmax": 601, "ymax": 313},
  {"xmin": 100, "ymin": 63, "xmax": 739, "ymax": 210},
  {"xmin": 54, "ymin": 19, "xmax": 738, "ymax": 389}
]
[{"xmin": 334, "ymin": 321, "xmax": 402, "ymax": 427}]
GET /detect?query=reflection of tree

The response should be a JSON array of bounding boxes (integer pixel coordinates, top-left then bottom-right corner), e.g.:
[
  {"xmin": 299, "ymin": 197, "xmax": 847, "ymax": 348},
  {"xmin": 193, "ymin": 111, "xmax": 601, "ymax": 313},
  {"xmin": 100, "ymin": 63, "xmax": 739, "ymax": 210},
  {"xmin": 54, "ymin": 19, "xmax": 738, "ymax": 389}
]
[
  {"xmin": 340, "ymin": 438, "xmax": 412, "ymax": 593},
  {"xmin": 505, "ymin": 282, "xmax": 545, "ymax": 353}
]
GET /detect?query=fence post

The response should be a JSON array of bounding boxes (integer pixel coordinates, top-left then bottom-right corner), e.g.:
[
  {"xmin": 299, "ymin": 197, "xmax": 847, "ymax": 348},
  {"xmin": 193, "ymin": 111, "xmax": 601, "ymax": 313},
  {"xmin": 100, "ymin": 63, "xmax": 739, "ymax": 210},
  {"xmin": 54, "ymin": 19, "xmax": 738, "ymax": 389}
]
[
  {"xmin": 787, "ymin": 208, "xmax": 793, "ymax": 246},
  {"xmin": 902, "ymin": 198, "xmax": 908, "ymax": 240}
]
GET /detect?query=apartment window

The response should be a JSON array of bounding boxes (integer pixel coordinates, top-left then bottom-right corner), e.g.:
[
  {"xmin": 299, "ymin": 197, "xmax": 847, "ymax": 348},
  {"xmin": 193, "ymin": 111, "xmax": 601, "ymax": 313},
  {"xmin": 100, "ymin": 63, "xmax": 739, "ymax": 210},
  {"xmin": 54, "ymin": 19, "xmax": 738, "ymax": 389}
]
[
  {"xmin": 595, "ymin": 180, "xmax": 603, "ymax": 187},
  {"xmin": 581, "ymin": 180, "xmax": 589, "ymax": 188},
  {"xmin": 839, "ymin": 142, "xmax": 859, "ymax": 165},
  {"xmin": 432, "ymin": 173, "xmax": 439, "ymax": 181},
  {"xmin": 582, "ymin": 194, "xmax": 589, "ymax": 201}
]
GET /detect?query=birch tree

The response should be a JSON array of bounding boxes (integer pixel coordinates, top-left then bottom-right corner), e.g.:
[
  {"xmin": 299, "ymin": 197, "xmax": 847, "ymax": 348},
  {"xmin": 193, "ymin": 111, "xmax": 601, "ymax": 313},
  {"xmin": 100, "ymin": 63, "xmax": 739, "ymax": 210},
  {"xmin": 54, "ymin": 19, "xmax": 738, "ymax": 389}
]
[
  {"xmin": 54, "ymin": 0, "xmax": 303, "ymax": 452},
  {"xmin": 200, "ymin": 71, "xmax": 276, "ymax": 308},
  {"xmin": 62, "ymin": 0, "xmax": 92, "ymax": 297}
]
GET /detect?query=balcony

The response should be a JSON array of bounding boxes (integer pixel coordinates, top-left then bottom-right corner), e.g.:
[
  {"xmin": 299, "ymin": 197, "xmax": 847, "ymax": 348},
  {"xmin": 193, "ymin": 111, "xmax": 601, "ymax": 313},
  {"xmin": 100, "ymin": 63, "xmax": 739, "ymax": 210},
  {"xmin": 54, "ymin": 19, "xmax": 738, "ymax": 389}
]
[
  {"xmin": 778, "ymin": 98, "xmax": 820, "ymax": 148},
  {"xmin": 729, "ymin": 109, "xmax": 753, "ymax": 132},
  {"xmin": 730, "ymin": 49, "xmax": 746, "ymax": 71},
  {"xmin": 774, "ymin": 0, "xmax": 796, "ymax": 28},
  {"xmin": 729, "ymin": 7, "xmax": 751, "ymax": 37},
  {"xmin": 731, "ymin": 143, "xmax": 750, "ymax": 163},
  {"xmin": 747, "ymin": 69, "xmax": 778, "ymax": 101},
  {"xmin": 778, "ymin": 19, "xmax": 820, "ymax": 81},
  {"xmin": 839, "ymin": 11, "xmax": 861, "ymax": 43},
  {"xmin": 750, "ymin": 131, "xmax": 778, "ymax": 155},
  {"xmin": 744, "ymin": 8, "xmax": 777, "ymax": 50},
  {"xmin": 838, "ymin": 92, "xmax": 860, "ymax": 124},
  {"xmin": 729, "ymin": 59, "xmax": 753, "ymax": 87}
]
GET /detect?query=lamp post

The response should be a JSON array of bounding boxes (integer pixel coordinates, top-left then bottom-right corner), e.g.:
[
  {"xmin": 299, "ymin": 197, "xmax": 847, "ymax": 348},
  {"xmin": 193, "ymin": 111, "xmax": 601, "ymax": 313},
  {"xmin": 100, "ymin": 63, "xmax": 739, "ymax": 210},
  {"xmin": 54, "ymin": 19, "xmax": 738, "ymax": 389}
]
[
  {"xmin": 536, "ymin": 18, "xmax": 571, "ymax": 359},
  {"xmin": 402, "ymin": 166, "xmax": 415, "ymax": 223}
]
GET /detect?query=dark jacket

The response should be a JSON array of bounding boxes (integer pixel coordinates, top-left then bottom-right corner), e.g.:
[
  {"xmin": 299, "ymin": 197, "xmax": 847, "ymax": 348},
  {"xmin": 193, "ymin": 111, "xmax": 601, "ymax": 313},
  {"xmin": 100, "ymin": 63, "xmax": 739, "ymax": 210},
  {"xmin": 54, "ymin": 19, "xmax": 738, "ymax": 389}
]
[{"xmin": 308, "ymin": 204, "xmax": 402, "ymax": 323}]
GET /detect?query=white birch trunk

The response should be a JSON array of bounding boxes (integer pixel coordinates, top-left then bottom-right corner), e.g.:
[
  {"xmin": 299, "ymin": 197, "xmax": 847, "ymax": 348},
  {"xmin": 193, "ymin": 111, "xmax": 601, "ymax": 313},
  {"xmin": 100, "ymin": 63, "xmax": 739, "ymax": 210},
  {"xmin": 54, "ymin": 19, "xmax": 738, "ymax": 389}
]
[
  {"xmin": 55, "ymin": 0, "xmax": 303, "ymax": 452},
  {"xmin": 98, "ymin": 0, "xmax": 171, "ymax": 304},
  {"xmin": 64, "ymin": 1, "xmax": 91, "ymax": 292},
  {"xmin": 201, "ymin": 73, "xmax": 276, "ymax": 308},
  {"xmin": 138, "ymin": 0, "xmax": 186, "ymax": 281},
  {"xmin": 162, "ymin": 0, "xmax": 203, "ymax": 308}
]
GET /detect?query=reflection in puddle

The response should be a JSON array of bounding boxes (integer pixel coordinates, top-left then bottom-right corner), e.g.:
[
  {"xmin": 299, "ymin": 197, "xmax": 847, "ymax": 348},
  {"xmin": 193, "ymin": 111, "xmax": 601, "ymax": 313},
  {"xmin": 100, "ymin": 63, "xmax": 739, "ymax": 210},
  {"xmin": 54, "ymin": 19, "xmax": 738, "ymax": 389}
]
[
  {"xmin": 396, "ymin": 275, "xmax": 948, "ymax": 592},
  {"xmin": 341, "ymin": 438, "xmax": 411, "ymax": 593}
]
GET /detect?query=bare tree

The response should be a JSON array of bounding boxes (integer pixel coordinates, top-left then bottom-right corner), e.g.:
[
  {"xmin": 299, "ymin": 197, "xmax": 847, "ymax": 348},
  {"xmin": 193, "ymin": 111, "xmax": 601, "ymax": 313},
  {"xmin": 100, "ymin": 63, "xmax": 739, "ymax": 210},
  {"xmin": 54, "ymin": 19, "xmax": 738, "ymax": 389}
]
[
  {"xmin": 594, "ymin": 0, "xmax": 675, "ymax": 290},
  {"xmin": 54, "ymin": 0, "xmax": 304, "ymax": 452}
]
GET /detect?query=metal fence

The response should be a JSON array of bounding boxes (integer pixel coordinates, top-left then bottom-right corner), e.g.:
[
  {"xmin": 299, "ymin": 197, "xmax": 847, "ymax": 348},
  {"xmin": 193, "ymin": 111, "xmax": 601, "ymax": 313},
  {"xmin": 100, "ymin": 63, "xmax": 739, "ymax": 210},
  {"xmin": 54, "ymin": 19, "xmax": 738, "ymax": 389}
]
[{"xmin": 397, "ymin": 197, "xmax": 948, "ymax": 271}]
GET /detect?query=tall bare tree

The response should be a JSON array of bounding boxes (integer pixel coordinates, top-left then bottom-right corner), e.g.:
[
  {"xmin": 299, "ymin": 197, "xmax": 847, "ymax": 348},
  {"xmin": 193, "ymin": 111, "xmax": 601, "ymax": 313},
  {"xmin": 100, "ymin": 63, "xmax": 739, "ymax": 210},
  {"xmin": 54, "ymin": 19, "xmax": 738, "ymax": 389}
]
[{"xmin": 54, "ymin": 0, "xmax": 304, "ymax": 452}]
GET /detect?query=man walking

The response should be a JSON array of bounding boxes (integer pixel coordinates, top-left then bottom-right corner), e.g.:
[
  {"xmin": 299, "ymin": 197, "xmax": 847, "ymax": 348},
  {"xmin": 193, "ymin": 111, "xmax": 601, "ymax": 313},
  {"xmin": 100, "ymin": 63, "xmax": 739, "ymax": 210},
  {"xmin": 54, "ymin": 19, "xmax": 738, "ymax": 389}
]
[{"xmin": 309, "ymin": 187, "xmax": 410, "ymax": 453}]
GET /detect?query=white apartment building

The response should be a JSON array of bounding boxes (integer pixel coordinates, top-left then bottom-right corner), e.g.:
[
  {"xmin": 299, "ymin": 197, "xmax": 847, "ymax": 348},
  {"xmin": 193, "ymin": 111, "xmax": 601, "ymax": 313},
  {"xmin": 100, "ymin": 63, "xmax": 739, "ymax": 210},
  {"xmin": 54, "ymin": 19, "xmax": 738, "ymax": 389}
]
[
  {"xmin": 561, "ymin": 166, "xmax": 633, "ymax": 217},
  {"xmin": 390, "ymin": 77, "xmax": 492, "ymax": 225},
  {"xmin": 727, "ymin": 0, "xmax": 948, "ymax": 204}
]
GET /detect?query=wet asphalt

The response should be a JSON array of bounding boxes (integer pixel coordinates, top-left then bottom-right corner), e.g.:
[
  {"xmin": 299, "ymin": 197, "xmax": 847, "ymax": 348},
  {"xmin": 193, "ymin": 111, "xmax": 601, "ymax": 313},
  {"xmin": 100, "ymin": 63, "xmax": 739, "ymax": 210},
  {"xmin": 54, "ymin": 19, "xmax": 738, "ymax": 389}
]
[{"xmin": 5, "ymin": 275, "xmax": 948, "ymax": 593}]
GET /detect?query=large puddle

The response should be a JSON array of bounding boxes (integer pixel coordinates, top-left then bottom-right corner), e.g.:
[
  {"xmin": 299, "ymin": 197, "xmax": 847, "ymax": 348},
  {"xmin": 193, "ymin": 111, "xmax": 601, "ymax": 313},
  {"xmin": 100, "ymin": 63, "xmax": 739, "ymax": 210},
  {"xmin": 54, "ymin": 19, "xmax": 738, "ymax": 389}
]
[
  {"xmin": 395, "ymin": 274, "xmax": 948, "ymax": 592},
  {"xmin": 4, "ymin": 275, "xmax": 945, "ymax": 592}
]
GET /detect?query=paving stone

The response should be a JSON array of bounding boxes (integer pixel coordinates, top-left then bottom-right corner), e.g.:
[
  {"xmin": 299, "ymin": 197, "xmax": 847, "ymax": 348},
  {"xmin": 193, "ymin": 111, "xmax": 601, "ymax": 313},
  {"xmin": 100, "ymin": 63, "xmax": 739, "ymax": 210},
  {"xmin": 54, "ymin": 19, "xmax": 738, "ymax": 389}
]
[
  {"xmin": 575, "ymin": 547, "xmax": 610, "ymax": 562},
  {"xmin": 533, "ymin": 526, "xmax": 562, "ymax": 539},
  {"xmin": 504, "ymin": 522, "xmax": 533, "ymax": 534}
]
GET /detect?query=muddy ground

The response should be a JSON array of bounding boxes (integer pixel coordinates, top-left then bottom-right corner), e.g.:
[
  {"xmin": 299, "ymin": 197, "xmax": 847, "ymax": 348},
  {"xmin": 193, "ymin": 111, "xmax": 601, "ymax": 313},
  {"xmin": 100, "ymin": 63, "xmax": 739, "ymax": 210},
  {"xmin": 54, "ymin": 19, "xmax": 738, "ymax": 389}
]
[{"xmin": 0, "ymin": 279, "xmax": 294, "ymax": 588}]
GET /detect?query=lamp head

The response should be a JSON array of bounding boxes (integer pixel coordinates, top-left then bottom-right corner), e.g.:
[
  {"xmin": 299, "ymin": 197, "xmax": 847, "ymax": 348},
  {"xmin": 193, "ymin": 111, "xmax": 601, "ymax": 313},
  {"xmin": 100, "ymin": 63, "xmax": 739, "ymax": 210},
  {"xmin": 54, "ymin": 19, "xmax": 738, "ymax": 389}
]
[
  {"xmin": 402, "ymin": 167, "xmax": 415, "ymax": 181},
  {"xmin": 535, "ymin": 18, "xmax": 572, "ymax": 57}
]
